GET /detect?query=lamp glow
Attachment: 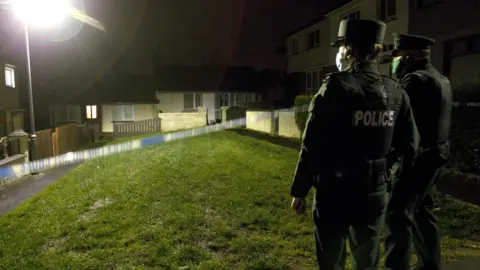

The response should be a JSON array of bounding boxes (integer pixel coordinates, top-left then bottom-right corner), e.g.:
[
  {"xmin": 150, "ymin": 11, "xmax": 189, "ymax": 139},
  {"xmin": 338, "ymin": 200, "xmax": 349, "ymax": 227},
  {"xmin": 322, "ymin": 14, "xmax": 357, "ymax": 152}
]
[{"xmin": 12, "ymin": 0, "xmax": 72, "ymax": 27}]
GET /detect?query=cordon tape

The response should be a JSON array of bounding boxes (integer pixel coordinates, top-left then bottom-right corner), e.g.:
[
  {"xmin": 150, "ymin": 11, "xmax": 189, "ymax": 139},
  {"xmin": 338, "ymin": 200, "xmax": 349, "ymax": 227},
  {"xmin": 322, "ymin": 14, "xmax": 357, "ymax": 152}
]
[
  {"xmin": 0, "ymin": 106, "xmax": 308, "ymax": 185},
  {"xmin": 0, "ymin": 101, "xmax": 475, "ymax": 186}
]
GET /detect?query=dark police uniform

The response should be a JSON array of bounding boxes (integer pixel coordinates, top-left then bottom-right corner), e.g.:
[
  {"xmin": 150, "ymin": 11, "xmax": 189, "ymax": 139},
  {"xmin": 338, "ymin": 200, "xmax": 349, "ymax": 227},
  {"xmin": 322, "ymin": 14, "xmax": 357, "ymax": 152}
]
[
  {"xmin": 289, "ymin": 20, "xmax": 419, "ymax": 270},
  {"xmin": 384, "ymin": 34, "xmax": 453, "ymax": 270}
]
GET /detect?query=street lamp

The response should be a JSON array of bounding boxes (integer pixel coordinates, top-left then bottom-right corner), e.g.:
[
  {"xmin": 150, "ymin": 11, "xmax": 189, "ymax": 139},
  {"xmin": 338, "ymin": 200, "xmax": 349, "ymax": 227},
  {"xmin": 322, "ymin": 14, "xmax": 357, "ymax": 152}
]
[{"xmin": 11, "ymin": 0, "xmax": 72, "ymax": 161}]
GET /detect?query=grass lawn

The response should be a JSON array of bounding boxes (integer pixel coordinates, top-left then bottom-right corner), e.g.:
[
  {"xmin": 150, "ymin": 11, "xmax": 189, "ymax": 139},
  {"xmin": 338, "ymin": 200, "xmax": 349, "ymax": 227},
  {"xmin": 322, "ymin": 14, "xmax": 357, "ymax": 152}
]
[{"xmin": 0, "ymin": 131, "xmax": 479, "ymax": 269}]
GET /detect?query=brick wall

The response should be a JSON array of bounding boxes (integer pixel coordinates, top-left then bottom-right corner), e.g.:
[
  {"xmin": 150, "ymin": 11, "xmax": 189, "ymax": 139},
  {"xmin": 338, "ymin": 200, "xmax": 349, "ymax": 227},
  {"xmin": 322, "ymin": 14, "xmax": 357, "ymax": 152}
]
[
  {"xmin": 159, "ymin": 110, "xmax": 207, "ymax": 132},
  {"xmin": 278, "ymin": 111, "xmax": 301, "ymax": 139},
  {"xmin": 246, "ymin": 111, "xmax": 273, "ymax": 134}
]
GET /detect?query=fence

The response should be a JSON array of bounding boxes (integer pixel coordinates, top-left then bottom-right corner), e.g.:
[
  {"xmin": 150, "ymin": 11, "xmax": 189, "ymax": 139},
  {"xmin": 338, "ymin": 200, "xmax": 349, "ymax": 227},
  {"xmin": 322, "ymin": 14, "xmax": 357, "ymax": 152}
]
[
  {"xmin": 113, "ymin": 118, "xmax": 161, "ymax": 138},
  {"xmin": 54, "ymin": 123, "xmax": 80, "ymax": 155},
  {"xmin": 35, "ymin": 123, "xmax": 97, "ymax": 158},
  {"xmin": 36, "ymin": 129, "xmax": 54, "ymax": 159}
]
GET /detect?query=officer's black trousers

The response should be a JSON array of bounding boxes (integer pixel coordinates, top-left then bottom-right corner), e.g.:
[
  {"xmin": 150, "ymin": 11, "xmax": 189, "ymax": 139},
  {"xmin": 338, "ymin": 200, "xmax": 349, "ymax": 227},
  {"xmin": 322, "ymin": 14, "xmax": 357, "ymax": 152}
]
[
  {"xmin": 384, "ymin": 152, "xmax": 443, "ymax": 270},
  {"xmin": 313, "ymin": 184, "xmax": 387, "ymax": 270}
]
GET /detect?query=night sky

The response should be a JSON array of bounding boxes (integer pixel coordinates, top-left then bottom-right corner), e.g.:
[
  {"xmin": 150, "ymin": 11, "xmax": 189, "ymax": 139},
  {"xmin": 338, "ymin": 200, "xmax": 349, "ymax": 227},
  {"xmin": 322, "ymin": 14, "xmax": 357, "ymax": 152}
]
[{"xmin": 22, "ymin": 0, "xmax": 341, "ymax": 106}]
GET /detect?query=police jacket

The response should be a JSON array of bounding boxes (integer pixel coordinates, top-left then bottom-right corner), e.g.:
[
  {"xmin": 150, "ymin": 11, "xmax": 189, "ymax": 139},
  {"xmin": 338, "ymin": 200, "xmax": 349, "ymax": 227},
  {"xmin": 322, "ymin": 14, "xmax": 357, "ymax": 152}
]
[
  {"xmin": 290, "ymin": 61, "xmax": 419, "ymax": 198},
  {"xmin": 401, "ymin": 60, "xmax": 452, "ymax": 149}
]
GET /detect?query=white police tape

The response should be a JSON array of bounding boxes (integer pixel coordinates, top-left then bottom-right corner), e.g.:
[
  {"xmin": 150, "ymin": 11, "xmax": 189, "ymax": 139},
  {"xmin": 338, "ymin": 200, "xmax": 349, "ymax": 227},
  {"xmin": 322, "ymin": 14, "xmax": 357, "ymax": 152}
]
[
  {"xmin": 0, "ymin": 101, "xmax": 475, "ymax": 185},
  {"xmin": 0, "ymin": 105, "xmax": 309, "ymax": 184}
]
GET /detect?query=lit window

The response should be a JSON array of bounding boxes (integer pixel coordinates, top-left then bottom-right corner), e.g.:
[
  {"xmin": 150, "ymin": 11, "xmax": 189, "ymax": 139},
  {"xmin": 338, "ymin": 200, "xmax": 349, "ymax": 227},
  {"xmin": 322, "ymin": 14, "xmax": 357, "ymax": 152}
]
[
  {"xmin": 86, "ymin": 105, "xmax": 97, "ymax": 119},
  {"xmin": 5, "ymin": 66, "xmax": 15, "ymax": 88}
]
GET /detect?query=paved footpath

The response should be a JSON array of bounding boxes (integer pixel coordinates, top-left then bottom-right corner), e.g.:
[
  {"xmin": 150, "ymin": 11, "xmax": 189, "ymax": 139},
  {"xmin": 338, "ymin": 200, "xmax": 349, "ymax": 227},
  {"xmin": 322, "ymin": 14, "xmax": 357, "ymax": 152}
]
[{"xmin": 0, "ymin": 164, "xmax": 78, "ymax": 215}]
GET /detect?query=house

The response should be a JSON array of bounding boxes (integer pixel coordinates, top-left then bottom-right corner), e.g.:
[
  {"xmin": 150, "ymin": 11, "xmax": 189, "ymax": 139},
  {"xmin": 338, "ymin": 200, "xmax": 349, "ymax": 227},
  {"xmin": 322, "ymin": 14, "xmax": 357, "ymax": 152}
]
[
  {"xmin": 284, "ymin": 0, "xmax": 409, "ymax": 94},
  {"xmin": 49, "ymin": 75, "xmax": 159, "ymax": 134},
  {"xmin": 407, "ymin": 0, "xmax": 480, "ymax": 89},
  {"xmin": 285, "ymin": 0, "xmax": 480, "ymax": 94},
  {"xmin": 0, "ymin": 12, "xmax": 27, "ymax": 137},
  {"xmin": 155, "ymin": 66, "xmax": 265, "ymax": 124}
]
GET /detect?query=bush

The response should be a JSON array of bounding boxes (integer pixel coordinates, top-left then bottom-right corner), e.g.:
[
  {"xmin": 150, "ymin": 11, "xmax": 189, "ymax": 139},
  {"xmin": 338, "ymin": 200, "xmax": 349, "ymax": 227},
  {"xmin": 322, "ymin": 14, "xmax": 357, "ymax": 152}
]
[
  {"xmin": 294, "ymin": 95, "xmax": 313, "ymax": 135},
  {"xmin": 449, "ymin": 108, "xmax": 480, "ymax": 174},
  {"xmin": 447, "ymin": 83, "xmax": 480, "ymax": 174}
]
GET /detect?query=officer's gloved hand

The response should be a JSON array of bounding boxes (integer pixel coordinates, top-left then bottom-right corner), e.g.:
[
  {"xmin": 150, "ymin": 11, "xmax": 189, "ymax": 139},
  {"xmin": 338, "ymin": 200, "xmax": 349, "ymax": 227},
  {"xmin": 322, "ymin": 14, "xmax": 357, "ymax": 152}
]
[{"xmin": 291, "ymin": 197, "xmax": 307, "ymax": 215}]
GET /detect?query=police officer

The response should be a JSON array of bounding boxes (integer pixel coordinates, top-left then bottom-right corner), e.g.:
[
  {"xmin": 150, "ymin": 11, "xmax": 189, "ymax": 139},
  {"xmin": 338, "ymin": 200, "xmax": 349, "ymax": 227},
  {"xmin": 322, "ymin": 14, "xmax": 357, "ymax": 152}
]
[
  {"xmin": 289, "ymin": 19, "xmax": 419, "ymax": 270},
  {"xmin": 384, "ymin": 34, "xmax": 452, "ymax": 270}
]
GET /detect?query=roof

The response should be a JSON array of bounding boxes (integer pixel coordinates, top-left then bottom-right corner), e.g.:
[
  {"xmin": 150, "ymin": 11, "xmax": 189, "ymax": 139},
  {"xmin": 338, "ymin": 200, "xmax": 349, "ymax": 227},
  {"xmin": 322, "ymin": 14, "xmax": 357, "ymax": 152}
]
[
  {"xmin": 155, "ymin": 66, "xmax": 268, "ymax": 92},
  {"xmin": 283, "ymin": 15, "xmax": 326, "ymax": 39},
  {"xmin": 64, "ymin": 66, "xmax": 276, "ymax": 105},
  {"xmin": 68, "ymin": 75, "xmax": 159, "ymax": 105},
  {"xmin": 282, "ymin": 0, "xmax": 361, "ymax": 39},
  {"xmin": 324, "ymin": 0, "xmax": 364, "ymax": 17}
]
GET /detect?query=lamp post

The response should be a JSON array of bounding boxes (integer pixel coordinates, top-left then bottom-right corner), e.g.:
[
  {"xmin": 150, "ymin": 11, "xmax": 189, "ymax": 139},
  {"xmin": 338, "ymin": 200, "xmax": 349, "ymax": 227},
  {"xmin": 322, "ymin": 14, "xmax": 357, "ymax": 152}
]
[
  {"xmin": 23, "ymin": 23, "xmax": 37, "ymax": 161},
  {"xmin": 12, "ymin": 0, "xmax": 71, "ymax": 161}
]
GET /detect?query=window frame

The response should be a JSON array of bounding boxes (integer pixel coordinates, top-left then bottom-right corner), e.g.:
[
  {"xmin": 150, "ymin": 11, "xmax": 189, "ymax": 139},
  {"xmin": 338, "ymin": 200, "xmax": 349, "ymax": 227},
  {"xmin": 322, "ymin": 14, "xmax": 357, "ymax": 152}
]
[
  {"xmin": 289, "ymin": 38, "xmax": 299, "ymax": 55},
  {"xmin": 306, "ymin": 71, "xmax": 322, "ymax": 92},
  {"xmin": 65, "ymin": 105, "xmax": 81, "ymax": 122},
  {"xmin": 86, "ymin": 105, "xmax": 98, "ymax": 119},
  {"xmin": 343, "ymin": 10, "xmax": 361, "ymax": 20},
  {"xmin": 183, "ymin": 93, "xmax": 203, "ymax": 110},
  {"xmin": 4, "ymin": 65, "xmax": 15, "ymax": 88},
  {"xmin": 379, "ymin": 0, "xmax": 397, "ymax": 21},
  {"xmin": 307, "ymin": 29, "xmax": 321, "ymax": 49},
  {"xmin": 112, "ymin": 104, "xmax": 134, "ymax": 122}
]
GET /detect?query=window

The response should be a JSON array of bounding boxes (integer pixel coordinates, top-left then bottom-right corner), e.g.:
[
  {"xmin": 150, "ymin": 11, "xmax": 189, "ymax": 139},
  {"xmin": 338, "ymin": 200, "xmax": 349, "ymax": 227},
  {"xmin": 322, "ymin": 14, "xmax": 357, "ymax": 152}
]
[
  {"xmin": 449, "ymin": 40, "xmax": 468, "ymax": 56},
  {"xmin": 65, "ymin": 105, "xmax": 80, "ymax": 122},
  {"xmin": 307, "ymin": 30, "xmax": 320, "ymax": 49},
  {"xmin": 416, "ymin": 0, "xmax": 443, "ymax": 9},
  {"xmin": 86, "ymin": 105, "xmax": 97, "ymax": 119},
  {"xmin": 289, "ymin": 38, "xmax": 299, "ymax": 55},
  {"xmin": 5, "ymin": 65, "xmax": 15, "ymax": 88},
  {"xmin": 248, "ymin": 93, "xmax": 257, "ymax": 103},
  {"xmin": 306, "ymin": 71, "xmax": 322, "ymax": 91},
  {"xmin": 236, "ymin": 93, "xmax": 246, "ymax": 104},
  {"xmin": 344, "ymin": 10, "xmax": 360, "ymax": 20},
  {"xmin": 379, "ymin": 0, "xmax": 396, "ymax": 21},
  {"xmin": 313, "ymin": 71, "xmax": 319, "ymax": 90},
  {"xmin": 306, "ymin": 72, "xmax": 312, "ymax": 89},
  {"xmin": 447, "ymin": 35, "xmax": 480, "ymax": 56},
  {"xmin": 112, "ymin": 104, "xmax": 134, "ymax": 121},
  {"xmin": 467, "ymin": 36, "xmax": 480, "ymax": 52},
  {"xmin": 183, "ymin": 93, "xmax": 203, "ymax": 109}
]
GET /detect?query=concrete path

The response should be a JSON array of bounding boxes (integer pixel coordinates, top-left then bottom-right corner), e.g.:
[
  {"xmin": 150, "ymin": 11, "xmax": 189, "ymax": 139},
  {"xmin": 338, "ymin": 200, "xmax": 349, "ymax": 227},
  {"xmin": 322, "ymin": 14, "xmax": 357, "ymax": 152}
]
[
  {"xmin": 0, "ymin": 164, "xmax": 78, "ymax": 215},
  {"xmin": 443, "ymin": 257, "xmax": 480, "ymax": 270}
]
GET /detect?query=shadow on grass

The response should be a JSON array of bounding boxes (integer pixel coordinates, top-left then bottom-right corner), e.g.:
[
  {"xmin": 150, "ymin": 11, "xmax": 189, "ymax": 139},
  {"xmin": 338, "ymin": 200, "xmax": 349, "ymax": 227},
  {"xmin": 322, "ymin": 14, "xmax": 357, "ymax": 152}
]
[
  {"xmin": 233, "ymin": 128, "xmax": 480, "ymax": 206},
  {"xmin": 229, "ymin": 129, "xmax": 301, "ymax": 150}
]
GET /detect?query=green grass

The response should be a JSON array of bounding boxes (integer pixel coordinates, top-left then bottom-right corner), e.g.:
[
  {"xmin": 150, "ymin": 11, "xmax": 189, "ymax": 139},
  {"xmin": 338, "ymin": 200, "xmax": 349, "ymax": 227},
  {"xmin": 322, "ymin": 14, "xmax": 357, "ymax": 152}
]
[{"xmin": 0, "ymin": 131, "xmax": 479, "ymax": 269}]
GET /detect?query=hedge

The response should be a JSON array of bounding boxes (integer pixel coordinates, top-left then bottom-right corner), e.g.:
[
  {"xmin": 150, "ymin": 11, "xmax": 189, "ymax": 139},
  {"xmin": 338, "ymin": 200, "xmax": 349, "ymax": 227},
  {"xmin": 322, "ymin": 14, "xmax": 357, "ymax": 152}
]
[{"xmin": 294, "ymin": 95, "xmax": 313, "ymax": 134}]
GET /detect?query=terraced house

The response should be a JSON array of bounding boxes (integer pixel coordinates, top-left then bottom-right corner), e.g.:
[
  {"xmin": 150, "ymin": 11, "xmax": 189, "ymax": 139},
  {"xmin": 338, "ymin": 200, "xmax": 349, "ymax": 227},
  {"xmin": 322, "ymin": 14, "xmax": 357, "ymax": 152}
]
[
  {"xmin": 284, "ymin": 0, "xmax": 408, "ymax": 94},
  {"xmin": 0, "ymin": 12, "xmax": 27, "ymax": 138},
  {"xmin": 408, "ymin": 0, "xmax": 480, "ymax": 89},
  {"xmin": 285, "ymin": 0, "xmax": 480, "ymax": 95}
]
